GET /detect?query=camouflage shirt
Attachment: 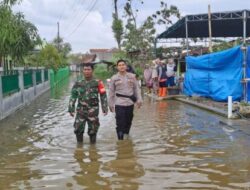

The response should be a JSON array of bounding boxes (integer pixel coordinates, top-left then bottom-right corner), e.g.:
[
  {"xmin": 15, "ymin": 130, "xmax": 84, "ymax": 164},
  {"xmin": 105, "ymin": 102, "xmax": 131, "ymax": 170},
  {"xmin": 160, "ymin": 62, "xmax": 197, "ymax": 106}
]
[{"xmin": 68, "ymin": 78, "xmax": 108, "ymax": 114}]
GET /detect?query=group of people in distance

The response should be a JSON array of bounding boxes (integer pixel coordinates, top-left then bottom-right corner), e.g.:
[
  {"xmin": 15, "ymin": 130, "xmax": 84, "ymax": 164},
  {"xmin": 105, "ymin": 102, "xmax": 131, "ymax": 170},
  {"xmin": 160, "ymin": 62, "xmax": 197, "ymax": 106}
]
[{"xmin": 143, "ymin": 57, "xmax": 177, "ymax": 97}]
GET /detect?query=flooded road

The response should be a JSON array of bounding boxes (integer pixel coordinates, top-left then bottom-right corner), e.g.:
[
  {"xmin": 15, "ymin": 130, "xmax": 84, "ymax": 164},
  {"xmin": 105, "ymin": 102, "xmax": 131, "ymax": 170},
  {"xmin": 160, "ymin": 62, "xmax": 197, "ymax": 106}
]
[{"xmin": 1, "ymin": 75, "xmax": 250, "ymax": 190}]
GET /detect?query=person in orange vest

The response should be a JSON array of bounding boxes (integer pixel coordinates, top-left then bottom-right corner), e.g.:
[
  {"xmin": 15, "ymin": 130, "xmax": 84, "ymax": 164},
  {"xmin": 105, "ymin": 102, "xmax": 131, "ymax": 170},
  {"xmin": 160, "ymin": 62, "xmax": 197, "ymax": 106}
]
[{"xmin": 157, "ymin": 59, "xmax": 168, "ymax": 97}]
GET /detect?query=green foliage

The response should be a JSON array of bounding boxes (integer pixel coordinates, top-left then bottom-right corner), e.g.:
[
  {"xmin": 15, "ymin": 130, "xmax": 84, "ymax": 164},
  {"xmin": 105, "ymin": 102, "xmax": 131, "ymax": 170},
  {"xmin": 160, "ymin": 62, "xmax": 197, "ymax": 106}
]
[
  {"xmin": 93, "ymin": 64, "xmax": 112, "ymax": 79},
  {"xmin": 52, "ymin": 36, "xmax": 72, "ymax": 58},
  {"xmin": 0, "ymin": 3, "xmax": 40, "ymax": 64},
  {"xmin": 68, "ymin": 53, "xmax": 82, "ymax": 64},
  {"xmin": 134, "ymin": 66, "xmax": 143, "ymax": 79},
  {"xmin": 151, "ymin": 1, "xmax": 180, "ymax": 25},
  {"xmin": 111, "ymin": 50, "xmax": 127, "ymax": 62},
  {"xmin": 33, "ymin": 38, "xmax": 71, "ymax": 72},
  {"xmin": 112, "ymin": 14, "xmax": 123, "ymax": 50},
  {"xmin": 25, "ymin": 53, "xmax": 40, "ymax": 67},
  {"xmin": 110, "ymin": 0, "xmax": 179, "ymax": 74},
  {"xmin": 122, "ymin": 1, "xmax": 156, "ymax": 54},
  {"xmin": 39, "ymin": 44, "xmax": 62, "ymax": 72},
  {"xmin": 212, "ymin": 39, "xmax": 242, "ymax": 52}
]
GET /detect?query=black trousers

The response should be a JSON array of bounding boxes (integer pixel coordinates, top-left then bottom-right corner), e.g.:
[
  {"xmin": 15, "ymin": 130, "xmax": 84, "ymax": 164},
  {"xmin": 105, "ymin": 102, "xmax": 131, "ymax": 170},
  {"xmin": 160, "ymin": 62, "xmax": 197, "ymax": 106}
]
[{"xmin": 115, "ymin": 105, "xmax": 134, "ymax": 135}]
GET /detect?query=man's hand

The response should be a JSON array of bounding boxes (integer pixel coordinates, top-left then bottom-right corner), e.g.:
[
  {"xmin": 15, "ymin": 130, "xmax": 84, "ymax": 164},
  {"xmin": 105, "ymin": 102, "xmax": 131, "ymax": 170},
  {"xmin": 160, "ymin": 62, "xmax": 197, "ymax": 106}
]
[
  {"xmin": 136, "ymin": 102, "xmax": 142, "ymax": 109},
  {"xmin": 69, "ymin": 112, "xmax": 75, "ymax": 117},
  {"xmin": 109, "ymin": 106, "xmax": 115, "ymax": 112},
  {"xmin": 103, "ymin": 111, "xmax": 108, "ymax": 116}
]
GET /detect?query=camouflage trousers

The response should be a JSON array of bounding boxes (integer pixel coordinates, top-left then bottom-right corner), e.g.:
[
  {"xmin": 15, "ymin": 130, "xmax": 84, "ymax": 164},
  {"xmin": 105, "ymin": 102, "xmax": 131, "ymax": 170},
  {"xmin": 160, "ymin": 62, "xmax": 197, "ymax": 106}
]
[{"xmin": 74, "ymin": 106, "xmax": 100, "ymax": 136}]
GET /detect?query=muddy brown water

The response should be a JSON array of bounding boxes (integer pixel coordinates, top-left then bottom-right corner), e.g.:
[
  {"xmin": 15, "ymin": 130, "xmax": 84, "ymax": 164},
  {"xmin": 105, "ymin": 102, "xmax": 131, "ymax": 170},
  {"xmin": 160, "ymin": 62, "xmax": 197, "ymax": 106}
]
[{"xmin": 0, "ymin": 75, "xmax": 250, "ymax": 190}]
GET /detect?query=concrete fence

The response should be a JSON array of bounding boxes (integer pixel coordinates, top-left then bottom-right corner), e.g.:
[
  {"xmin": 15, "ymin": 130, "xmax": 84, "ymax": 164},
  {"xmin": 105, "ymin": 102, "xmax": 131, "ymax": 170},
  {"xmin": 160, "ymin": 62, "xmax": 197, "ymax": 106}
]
[{"xmin": 0, "ymin": 67, "xmax": 50, "ymax": 120}]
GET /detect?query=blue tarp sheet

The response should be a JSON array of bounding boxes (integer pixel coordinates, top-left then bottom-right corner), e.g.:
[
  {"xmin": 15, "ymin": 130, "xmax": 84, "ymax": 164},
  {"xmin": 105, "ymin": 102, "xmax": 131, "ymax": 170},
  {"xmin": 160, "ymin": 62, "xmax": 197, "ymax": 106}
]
[
  {"xmin": 247, "ymin": 47, "xmax": 250, "ymax": 102},
  {"xmin": 184, "ymin": 46, "xmax": 243, "ymax": 101}
]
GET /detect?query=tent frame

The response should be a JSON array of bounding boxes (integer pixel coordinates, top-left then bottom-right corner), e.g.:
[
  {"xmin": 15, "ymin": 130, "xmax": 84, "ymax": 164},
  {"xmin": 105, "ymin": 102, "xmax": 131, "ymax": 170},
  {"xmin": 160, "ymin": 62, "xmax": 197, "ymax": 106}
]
[{"xmin": 156, "ymin": 10, "xmax": 250, "ymax": 102}]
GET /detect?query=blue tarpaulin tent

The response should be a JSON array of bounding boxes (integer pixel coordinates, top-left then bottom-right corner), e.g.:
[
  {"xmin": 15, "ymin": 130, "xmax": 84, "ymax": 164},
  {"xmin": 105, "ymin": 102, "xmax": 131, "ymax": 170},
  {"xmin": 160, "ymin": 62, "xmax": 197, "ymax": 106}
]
[
  {"xmin": 184, "ymin": 46, "xmax": 243, "ymax": 101},
  {"xmin": 247, "ymin": 47, "xmax": 250, "ymax": 102}
]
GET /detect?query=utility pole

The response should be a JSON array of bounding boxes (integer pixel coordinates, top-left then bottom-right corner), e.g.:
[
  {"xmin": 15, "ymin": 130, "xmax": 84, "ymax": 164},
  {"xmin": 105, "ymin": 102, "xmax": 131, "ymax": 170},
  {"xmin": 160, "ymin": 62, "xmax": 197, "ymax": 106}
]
[
  {"xmin": 208, "ymin": 5, "xmax": 213, "ymax": 52},
  {"xmin": 57, "ymin": 22, "xmax": 60, "ymax": 50}
]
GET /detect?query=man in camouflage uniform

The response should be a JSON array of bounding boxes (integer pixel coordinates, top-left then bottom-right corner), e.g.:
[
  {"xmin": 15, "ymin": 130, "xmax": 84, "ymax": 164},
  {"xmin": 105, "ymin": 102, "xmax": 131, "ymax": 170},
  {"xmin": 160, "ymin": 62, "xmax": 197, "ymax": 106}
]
[{"xmin": 68, "ymin": 63, "xmax": 108, "ymax": 144}]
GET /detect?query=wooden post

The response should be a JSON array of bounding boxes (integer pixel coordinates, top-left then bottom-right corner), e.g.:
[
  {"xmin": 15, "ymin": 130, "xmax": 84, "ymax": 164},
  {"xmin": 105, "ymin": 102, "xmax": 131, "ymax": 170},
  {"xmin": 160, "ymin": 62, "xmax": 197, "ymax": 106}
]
[
  {"xmin": 242, "ymin": 10, "xmax": 247, "ymax": 101},
  {"xmin": 208, "ymin": 5, "xmax": 213, "ymax": 52},
  {"xmin": 185, "ymin": 17, "xmax": 189, "ymax": 56}
]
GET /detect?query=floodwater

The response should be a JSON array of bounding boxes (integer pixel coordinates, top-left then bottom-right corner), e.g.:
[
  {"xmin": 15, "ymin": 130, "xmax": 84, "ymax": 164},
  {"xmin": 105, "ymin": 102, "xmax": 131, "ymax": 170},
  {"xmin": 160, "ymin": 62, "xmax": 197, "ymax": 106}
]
[{"xmin": 0, "ymin": 74, "xmax": 250, "ymax": 190}]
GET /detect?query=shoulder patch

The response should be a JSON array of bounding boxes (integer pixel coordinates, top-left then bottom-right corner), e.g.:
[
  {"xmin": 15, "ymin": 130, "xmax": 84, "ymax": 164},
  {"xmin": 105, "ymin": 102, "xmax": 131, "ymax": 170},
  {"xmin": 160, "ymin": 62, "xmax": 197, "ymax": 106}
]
[{"xmin": 98, "ymin": 80, "xmax": 106, "ymax": 94}]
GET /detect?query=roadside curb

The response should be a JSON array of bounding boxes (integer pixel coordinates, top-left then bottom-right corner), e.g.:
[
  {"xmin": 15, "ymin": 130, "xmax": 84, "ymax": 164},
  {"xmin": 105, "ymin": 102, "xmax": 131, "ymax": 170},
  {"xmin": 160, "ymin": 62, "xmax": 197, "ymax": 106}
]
[
  {"xmin": 175, "ymin": 97, "xmax": 228, "ymax": 117},
  {"xmin": 144, "ymin": 93, "xmax": 228, "ymax": 118}
]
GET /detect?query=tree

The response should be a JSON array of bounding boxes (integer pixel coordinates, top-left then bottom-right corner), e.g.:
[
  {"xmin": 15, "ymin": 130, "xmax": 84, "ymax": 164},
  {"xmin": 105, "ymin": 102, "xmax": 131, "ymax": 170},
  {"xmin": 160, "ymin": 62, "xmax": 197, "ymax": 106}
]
[
  {"xmin": 68, "ymin": 53, "xmax": 83, "ymax": 65},
  {"xmin": 112, "ymin": 15, "xmax": 123, "ymax": 50},
  {"xmin": 11, "ymin": 12, "xmax": 41, "ymax": 63},
  {"xmin": 39, "ymin": 44, "xmax": 62, "ymax": 72},
  {"xmin": 122, "ymin": 0, "xmax": 155, "ymax": 60},
  {"xmin": 0, "ymin": 3, "xmax": 40, "ymax": 66},
  {"xmin": 151, "ymin": 1, "xmax": 180, "ymax": 25},
  {"xmin": 52, "ymin": 36, "xmax": 72, "ymax": 58},
  {"xmin": 112, "ymin": 0, "xmax": 123, "ymax": 50}
]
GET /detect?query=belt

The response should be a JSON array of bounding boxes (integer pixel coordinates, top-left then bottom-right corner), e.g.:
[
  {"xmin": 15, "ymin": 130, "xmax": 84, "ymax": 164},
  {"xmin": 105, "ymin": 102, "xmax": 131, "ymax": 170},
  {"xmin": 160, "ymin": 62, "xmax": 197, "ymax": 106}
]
[{"xmin": 116, "ymin": 93, "xmax": 137, "ymax": 103}]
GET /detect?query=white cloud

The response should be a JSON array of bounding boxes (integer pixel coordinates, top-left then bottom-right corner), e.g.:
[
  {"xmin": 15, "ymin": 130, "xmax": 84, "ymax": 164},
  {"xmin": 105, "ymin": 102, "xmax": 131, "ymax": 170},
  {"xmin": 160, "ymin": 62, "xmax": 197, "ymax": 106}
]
[
  {"xmin": 13, "ymin": 0, "xmax": 117, "ymax": 53},
  {"xmin": 12, "ymin": 0, "xmax": 249, "ymax": 53},
  {"xmin": 63, "ymin": 11, "xmax": 116, "ymax": 53}
]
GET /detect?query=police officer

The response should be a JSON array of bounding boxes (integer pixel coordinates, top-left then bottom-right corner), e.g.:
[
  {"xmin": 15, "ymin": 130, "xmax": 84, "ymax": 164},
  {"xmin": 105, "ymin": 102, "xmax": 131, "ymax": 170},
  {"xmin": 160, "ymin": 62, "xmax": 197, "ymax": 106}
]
[
  {"xmin": 68, "ymin": 63, "xmax": 108, "ymax": 144},
  {"xmin": 108, "ymin": 59, "xmax": 142, "ymax": 140}
]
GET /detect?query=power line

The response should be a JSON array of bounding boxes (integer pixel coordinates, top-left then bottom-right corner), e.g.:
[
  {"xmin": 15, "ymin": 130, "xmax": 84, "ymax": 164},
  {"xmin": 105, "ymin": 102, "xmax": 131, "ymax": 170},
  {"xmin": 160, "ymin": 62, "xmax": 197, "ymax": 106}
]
[
  {"xmin": 50, "ymin": 0, "xmax": 79, "ymax": 41},
  {"xmin": 64, "ymin": 0, "xmax": 98, "ymax": 39},
  {"xmin": 64, "ymin": 0, "xmax": 99, "ymax": 39},
  {"xmin": 59, "ymin": 0, "xmax": 82, "ymax": 22},
  {"xmin": 61, "ymin": 0, "xmax": 88, "ymax": 36}
]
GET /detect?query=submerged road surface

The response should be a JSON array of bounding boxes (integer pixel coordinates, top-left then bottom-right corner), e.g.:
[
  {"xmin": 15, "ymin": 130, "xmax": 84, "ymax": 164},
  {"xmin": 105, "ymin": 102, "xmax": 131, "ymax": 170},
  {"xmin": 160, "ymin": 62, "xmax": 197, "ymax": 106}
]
[{"xmin": 0, "ymin": 75, "xmax": 250, "ymax": 190}]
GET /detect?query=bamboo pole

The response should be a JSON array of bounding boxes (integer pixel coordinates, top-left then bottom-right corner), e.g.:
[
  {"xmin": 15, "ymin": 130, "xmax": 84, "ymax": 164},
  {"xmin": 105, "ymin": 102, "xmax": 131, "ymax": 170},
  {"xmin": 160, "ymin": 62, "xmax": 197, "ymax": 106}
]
[{"xmin": 208, "ymin": 5, "xmax": 213, "ymax": 52}]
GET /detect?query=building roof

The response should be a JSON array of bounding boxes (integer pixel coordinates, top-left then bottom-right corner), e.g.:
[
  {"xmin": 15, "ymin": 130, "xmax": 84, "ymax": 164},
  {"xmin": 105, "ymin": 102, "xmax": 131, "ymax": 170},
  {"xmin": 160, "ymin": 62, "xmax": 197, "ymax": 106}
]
[
  {"xmin": 158, "ymin": 10, "xmax": 250, "ymax": 39},
  {"xmin": 81, "ymin": 54, "xmax": 96, "ymax": 64},
  {"xmin": 90, "ymin": 49, "xmax": 109, "ymax": 53},
  {"xmin": 89, "ymin": 48, "xmax": 119, "ymax": 53}
]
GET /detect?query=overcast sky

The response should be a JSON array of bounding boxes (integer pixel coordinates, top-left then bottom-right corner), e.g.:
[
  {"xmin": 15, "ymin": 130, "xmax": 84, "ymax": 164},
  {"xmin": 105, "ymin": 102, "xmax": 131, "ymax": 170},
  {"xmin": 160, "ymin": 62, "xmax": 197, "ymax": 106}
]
[{"xmin": 13, "ymin": 0, "xmax": 250, "ymax": 53}]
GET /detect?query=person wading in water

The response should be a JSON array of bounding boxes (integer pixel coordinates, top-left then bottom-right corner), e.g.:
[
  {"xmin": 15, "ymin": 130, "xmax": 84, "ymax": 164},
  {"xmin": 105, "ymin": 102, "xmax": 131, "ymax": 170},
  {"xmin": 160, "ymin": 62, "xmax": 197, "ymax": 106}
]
[
  {"xmin": 108, "ymin": 59, "xmax": 142, "ymax": 140},
  {"xmin": 68, "ymin": 63, "xmax": 108, "ymax": 144}
]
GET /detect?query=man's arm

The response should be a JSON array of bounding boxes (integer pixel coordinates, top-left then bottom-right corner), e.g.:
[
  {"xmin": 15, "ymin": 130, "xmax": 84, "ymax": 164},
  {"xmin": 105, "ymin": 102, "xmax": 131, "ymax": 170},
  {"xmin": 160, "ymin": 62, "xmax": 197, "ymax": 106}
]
[
  {"xmin": 133, "ymin": 76, "xmax": 143, "ymax": 108},
  {"xmin": 158, "ymin": 66, "xmax": 162, "ymax": 81},
  {"xmin": 68, "ymin": 83, "xmax": 78, "ymax": 117},
  {"xmin": 98, "ymin": 80, "xmax": 108, "ymax": 115},
  {"xmin": 108, "ymin": 76, "xmax": 116, "ymax": 112}
]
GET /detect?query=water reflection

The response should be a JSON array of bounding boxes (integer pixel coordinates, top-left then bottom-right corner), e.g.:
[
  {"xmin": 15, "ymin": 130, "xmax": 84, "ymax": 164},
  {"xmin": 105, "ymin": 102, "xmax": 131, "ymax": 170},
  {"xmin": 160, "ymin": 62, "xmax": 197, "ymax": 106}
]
[
  {"xmin": 73, "ymin": 145, "xmax": 111, "ymax": 189},
  {"xmin": 103, "ymin": 140, "xmax": 145, "ymax": 190},
  {"xmin": 0, "ymin": 150, "xmax": 41, "ymax": 190}
]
